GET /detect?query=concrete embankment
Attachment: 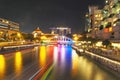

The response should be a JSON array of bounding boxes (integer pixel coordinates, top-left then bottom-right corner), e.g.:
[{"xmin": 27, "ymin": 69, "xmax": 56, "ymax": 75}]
[
  {"xmin": 0, "ymin": 44, "xmax": 38, "ymax": 54},
  {"xmin": 72, "ymin": 46, "xmax": 120, "ymax": 77}
]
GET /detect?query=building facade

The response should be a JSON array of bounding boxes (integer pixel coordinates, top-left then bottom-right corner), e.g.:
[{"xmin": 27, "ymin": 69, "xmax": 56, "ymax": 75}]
[
  {"xmin": 87, "ymin": 0, "xmax": 120, "ymax": 40},
  {"xmin": 0, "ymin": 18, "xmax": 20, "ymax": 41},
  {"xmin": 50, "ymin": 27, "xmax": 71, "ymax": 36},
  {"xmin": 0, "ymin": 18, "xmax": 19, "ymax": 31}
]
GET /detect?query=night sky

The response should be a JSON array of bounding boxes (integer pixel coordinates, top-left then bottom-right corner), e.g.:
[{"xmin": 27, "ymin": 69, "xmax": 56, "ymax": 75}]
[{"xmin": 0, "ymin": 0, "xmax": 104, "ymax": 33}]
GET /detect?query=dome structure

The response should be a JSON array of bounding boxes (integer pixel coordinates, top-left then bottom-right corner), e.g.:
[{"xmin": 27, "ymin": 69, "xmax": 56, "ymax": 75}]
[{"xmin": 32, "ymin": 27, "xmax": 43, "ymax": 35}]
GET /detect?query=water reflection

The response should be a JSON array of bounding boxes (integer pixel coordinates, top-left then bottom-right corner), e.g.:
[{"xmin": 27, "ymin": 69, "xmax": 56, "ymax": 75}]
[
  {"xmin": 0, "ymin": 55, "xmax": 6, "ymax": 79},
  {"xmin": 71, "ymin": 52, "xmax": 117, "ymax": 80},
  {"xmin": 61, "ymin": 46, "xmax": 66, "ymax": 67},
  {"xmin": 15, "ymin": 51, "xmax": 22, "ymax": 75},
  {"xmin": 47, "ymin": 45, "xmax": 54, "ymax": 59},
  {"xmin": 39, "ymin": 46, "xmax": 46, "ymax": 66},
  {"xmin": 72, "ymin": 50, "xmax": 79, "ymax": 76},
  {"xmin": 48, "ymin": 45, "xmax": 118, "ymax": 80},
  {"xmin": 52, "ymin": 45, "xmax": 72, "ymax": 79},
  {"xmin": 53, "ymin": 46, "xmax": 58, "ymax": 63}
]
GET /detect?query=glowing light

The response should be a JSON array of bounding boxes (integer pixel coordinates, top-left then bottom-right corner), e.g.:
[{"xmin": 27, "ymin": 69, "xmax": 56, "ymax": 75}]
[
  {"xmin": 104, "ymin": 28, "xmax": 109, "ymax": 33},
  {"xmin": 0, "ymin": 55, "xmax": 6, "ymax": 78},
  {"xmin": 39, "ymin": 46, "xmax": 46, "ymax": 66},
  {"xmin": 17, "ymin": 33, "xmax": 21, "ymax": 37},
  {"xmin": 41, "ymin": 36, "xmax": 47, "ymax": 40},
  {"xmin": 96, "ymin": 41, "xmax": 102, "ymax": 47},
  {"xmin": 113, "ymin": 23, "xmax": 116, "ymax": 26},
  {"xmin": 0, "ymin": 31, "xmax": 3, "ymax": 34},
  {"xmin": 106, "ymin": 0, "xmax": 108, "ymax": 4},
  {"xmin": 85, "ymin": 14, "xmax": 89, "ymax": 17},
  {"xmin": 73, "ymin": 36, "xmax": 79, "ymax": 41},
  {"xmin": 109, "ymin": 27, "xmax": 112, "ymax": 32},
  {"xmin": 95, "ymin": 14, "xmax": 98, "ymax": 17},
  {"xmin": 6, "ymin": 21, "xmax": 9, "ymax": 24},
  {"xmin": 34, "ymin": 33, "xmax": 37, "ymax": 38},
  {"xmin": 112, "ymin": 43, "xmax": 120, "ymax": 48},
  {"xmin": 15, "ymin": 52, "xmax": 22, "ymax": 75}
]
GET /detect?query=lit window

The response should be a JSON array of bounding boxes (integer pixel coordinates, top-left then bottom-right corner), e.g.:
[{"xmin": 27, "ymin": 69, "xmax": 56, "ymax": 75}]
[{"xmin": 109, "ymin": 27, "xmax": 112, "ymax": 32}]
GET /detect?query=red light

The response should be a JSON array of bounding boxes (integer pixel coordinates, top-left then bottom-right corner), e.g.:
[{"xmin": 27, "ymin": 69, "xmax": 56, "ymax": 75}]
[{"xmin": 104, "ymin": 28, "xmax": 109, "ymax": 33}]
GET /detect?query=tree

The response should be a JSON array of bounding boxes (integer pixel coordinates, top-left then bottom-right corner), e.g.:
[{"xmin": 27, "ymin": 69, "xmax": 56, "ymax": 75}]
[
  {"xmin": 102, "ymin": 39, "xmax": 111, "ymax": 48},
  {"xmin": 10, "ymin": 33, "xmax": 17, "ymax": 41},
  {"xmin": 22, "ymin": 33, "xmax": 34, "ymax": 41}
]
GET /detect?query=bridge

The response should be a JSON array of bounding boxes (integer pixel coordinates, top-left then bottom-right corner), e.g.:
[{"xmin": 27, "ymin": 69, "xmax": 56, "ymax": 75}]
[{"xmin": 49, "ymin": 36, "xmax": 74, "ymax": 45}]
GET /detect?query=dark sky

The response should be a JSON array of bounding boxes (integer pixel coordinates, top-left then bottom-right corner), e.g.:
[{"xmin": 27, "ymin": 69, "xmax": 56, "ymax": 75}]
[{"xmin": 0, "ymin": 0, "xmax": 104, "ymax": 33}]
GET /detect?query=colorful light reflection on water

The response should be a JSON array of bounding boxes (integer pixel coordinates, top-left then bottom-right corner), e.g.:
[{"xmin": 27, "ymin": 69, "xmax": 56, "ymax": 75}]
[
  {"xmin": 46, "ymin": 45, "xmax": 118, "ymax": 80},
  {"xmin": 15, "ymin": 51, "xmax": 22, "ymax": 75},
  {"xmin": 39, "ymin": 46, "xmax": 46, "ymax": 67},
  {"xmin": 0, "ymin": 55, "xmax": 6, "ymax": 79}
]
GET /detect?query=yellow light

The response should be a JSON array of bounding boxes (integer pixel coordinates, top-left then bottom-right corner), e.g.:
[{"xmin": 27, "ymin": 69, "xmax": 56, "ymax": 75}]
[
  {"xmin": 85, "ymin": 14, "xmax": 88, "ymax": 17},
  {"xmin": 39, "ymin": 46, "xmax": 46, "ymax": 66},
  {"xmin": 34, "ymin": 33, "xmax": 37, "ymax": 38},
  {"xmin": 74, "ymin": 36, "xmax": 78, "ymax": 41},
  {"xmin": 96, "ymin": 41, "xmax": 102, "ymax": 47},
  {"xmin": 109, "ymin": 27, "xmax": 112, "ymax": 32},
  {"xmin": 112, "ymin": 43, "xmax": 120, "ymax": 49},
  {"xmin": 95, "ymin": 15, "xmax": 98, "ymax": 17},
  {"xmin": 0, "ymin": 55, "xmax": 6, "ymax": 78},
  {"xmin": 113, "ymin": 18, "xmax": 117, "ymax": 22},
  {"xmin": 6, "ymin": 21, "xmax": 9, "ymax": 24},
  {"xmin": 113, "ymin": 23, "xmax": 116, "ymax": 26},
  {"xmin": 73, "ymin": 34, "xmax": 77, "ymax": 37},
  {"xmin": 17, "ymin": 33, "xmax": 21, "ymax": 37},
  {"xmin": 2, "ymin": 20, "xmax": 5, "ymax": 23},
  {"xmin": 0, "ymin": 31, "xmax": 3, "ymax": 34},
  {"xmin": 95, "ymin": 21, "xmax": 98, "ymax": 24},
  {"xmin": 100, "ymin": 17, "xmax": 103, "ymax": 20},
  {"xmin": 106, "ymin": 0, "xmax": 108, "ymax": 3},
  {"xmin": 41, "ymin": 36, "xmax": 47, "ymax": 40},
  {"xmin": 15, "ymin": 52, "xmax": 22, "ymax": 75},
  {"xmin": 72, "ymin": 50, "xmax": 79, "ymax": 76}
]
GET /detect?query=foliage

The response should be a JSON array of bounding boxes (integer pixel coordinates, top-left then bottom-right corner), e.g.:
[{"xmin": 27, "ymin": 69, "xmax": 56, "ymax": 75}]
[
  {"xmin": 79, "ymin": 35, "xmax": 99, "ymax": 45},
  {"xmin": 22, "ymin": 33, "xmax": 34, "ymax": 41},
  {"xmin": 102, "ymin": 39, "xmax": 111, "ymax": 47}
]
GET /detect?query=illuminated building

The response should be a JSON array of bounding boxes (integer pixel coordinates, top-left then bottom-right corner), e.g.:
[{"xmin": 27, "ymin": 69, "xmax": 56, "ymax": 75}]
[
  {"xmin": 88, "ymin": 6, "xmax": 103, "ymax": 38},
  {"xmin": 87, "ymin": 0, "xmax": 120, "ymax": 41},
  {"xmin": 99, "ymin": 0, "xmax": 120, "ymax": 40},
  {"xmin": 32, "ymin": 27, "xmax": 58, "ymax": 42},
  {"xmin": 0, "ymin": 18, "xmax": 19, "ymax": 31},
  {"xmin": 32, "ymin": 27, "xmax": 43, "ymax": 38},
  {"xmin": 0, "ymin": 18, "xmax": 20, "ymax": 40}
]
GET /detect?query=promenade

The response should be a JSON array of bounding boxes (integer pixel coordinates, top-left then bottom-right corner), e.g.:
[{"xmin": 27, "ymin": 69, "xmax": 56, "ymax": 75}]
[{"xmin": 87, "ymin": 47, "xmax": 120, "ymax": 62}]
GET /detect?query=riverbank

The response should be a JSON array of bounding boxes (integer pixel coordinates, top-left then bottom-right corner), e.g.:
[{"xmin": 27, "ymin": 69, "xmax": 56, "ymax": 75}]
[
  {"xmin": 72, "ymin": 46, "xmax": 120, "ymax": 78},
  {"xmin": 0, "ymin": 44, "xmax": 39, "ymax": 54}
]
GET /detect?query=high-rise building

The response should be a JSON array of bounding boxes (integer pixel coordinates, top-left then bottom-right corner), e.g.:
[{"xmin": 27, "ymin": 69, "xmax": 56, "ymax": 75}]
[
  {"xmin": 87, "ymin": 0, "xmax": 120, "ymax": 40},
  {"xmin": 88, "ymin": 6, "xmax": 103, "ymax": 38}
]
